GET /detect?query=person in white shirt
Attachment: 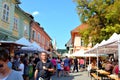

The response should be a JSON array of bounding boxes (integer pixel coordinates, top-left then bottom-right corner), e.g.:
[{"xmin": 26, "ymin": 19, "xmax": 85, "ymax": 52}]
[{"xmin": 18, "ymin": 57, "xmax": 24, "ymax": 75}]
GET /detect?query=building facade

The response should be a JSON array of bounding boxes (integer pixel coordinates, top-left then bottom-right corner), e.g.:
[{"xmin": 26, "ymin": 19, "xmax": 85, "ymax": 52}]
[
  {"xmin": 0, "ymin": 0, "xmax": 19, "ymax": 41},
  {"xmin": 0, "ymin": 0, "xmax": 53, "ymax": 55},
  {"xmin": 0, "ymin": 0, "xmax": 33, "ymax": 41},
  {"xmin": 66, "ymin": 24, "xmax": 91, "ymax": 53},
  {"xmin": 14, "ymin": 5, "xmax": 33, "ymax": 40},
  {"xmin": 30, "ymin": 21, "xmax": 52, "ymax": 51}
]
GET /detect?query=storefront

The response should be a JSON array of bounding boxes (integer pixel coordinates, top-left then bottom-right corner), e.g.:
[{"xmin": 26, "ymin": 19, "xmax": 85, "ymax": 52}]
[{"xmin": 0, "ymin": 41, "xmax": 24, "ymax": 56}]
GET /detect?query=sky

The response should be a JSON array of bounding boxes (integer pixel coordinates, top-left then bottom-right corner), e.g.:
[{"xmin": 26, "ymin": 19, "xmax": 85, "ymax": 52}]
[{"xmin": 20, "ymin": 0, "xmax": 81, "ymax": 49}]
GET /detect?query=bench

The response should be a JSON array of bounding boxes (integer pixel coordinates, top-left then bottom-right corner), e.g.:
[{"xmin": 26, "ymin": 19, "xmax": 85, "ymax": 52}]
[{"xmin": 91, "ymin": 73, "xmax": 101, "ymax": 80}]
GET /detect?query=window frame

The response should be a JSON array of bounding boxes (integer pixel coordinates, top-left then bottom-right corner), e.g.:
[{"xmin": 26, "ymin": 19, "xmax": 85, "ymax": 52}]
[
  {"xmin": 38, "ymin": 33, "xmax": 41, "ymax": 42},
  {"xmin": 81, "ymin": 39, "xmax": 84, "ymax": 46},
  {"xmin": 13, "ymin": 17, "xmax": 18, "ymax": 31},
  {"xmin": 2, "ymin": 3, "xmax": 10, "ymax": 22},
  {"xmin": 24, "ymin": 24, "xmax": 28, "ymax": 35},
  {"xmin": 32, "ymin": 30, "xmax": 36, "ymax": 40}
]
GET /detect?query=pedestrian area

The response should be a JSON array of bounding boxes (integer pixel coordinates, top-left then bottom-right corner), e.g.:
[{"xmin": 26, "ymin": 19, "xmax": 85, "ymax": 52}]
[{"xmin": 51, "ymin": 71, "xmax": 91, "ymax": 80}]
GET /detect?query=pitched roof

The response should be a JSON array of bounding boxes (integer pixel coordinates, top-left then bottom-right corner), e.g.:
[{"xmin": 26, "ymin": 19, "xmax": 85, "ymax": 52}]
[
  {"xmin": 71, "ymin": 24, "xmax": 88, "ymax": 33},
  {"xmin": 14, "ymin": 0, "xmax": 21, "ymax": 4},
  {"xmin": 65, "ymin": 38, "xmax": 72, "ymax": 47}
]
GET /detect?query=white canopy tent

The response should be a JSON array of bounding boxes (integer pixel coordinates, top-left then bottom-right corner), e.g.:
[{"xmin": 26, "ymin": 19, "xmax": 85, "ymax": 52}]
[
  {"xmin": 85, "ymin": 33, "xmax": 119, "ymax": 54},
  {"xmin": 85, "ymin": 33, "xmax": 120, "ymax": 74},
  {"xmin": 16, "ymin": 37, "xmax": 31, "ymax": 46},
  {"xmin": 21, "ymin": 46, "xmax": 36, "ymax": 51},
  {"xmin": 72, "ymin": 49, "xmax": 98, "ymax": 57},
  {"xmin": 62, "ymin": 53, "xmax": 72, "ymax": 57},
  {"xmin": 16, "ymin": 37, "xmax": 38, "ymax": 52},
  {"xmin": 31, "ymin": 42, "xmax": 45, "ymax": 52},
  {"xmin": 16, "ymin": 37, "xmax": 45, "ymax": 52},
  {"xmin": 85, "ymin": 43, "xmax": 99, "ymax": 54}
]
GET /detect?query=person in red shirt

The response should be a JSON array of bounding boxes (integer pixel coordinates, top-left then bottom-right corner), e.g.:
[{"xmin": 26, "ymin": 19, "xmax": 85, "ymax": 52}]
[
  {"xmin": 79, "ymin": 58, "xmax": 84, "ymax": 71},
  {"xmin": 113, "ymin": 61, "xmax": 119, "ymax": 75}
]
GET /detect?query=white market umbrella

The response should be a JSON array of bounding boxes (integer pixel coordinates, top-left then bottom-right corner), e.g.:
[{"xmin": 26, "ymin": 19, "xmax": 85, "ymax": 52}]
[
  {"xmin": 31, "ymin": 42, "xmax": 44, "ymax": 51},
  {"xmin": 72, "ymin": 49, "xmax": 85, "ymax": 57},
  {"xmin": 62, "ymin": 53, "xmax": 72, "ymax": 57},
  {"xmin": 16, "ymin": 37, "xmax": 31, "ymax": 46}
]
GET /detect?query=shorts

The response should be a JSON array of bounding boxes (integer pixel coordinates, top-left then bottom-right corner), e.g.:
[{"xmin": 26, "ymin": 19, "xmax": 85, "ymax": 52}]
[
  {"xmin": 57, "ymin": 69, "xmax": 61, "ymax": 71},
  {"xmin": 54, "ymin": 65, "xmax": 56, "ymax": 69},
  {"xmin": 80, "ymin": 64, "xmax": 84, "ymax": 68},
  {"xmin": 64, "ymin": 66, "xmax": 70, "ymax": 71}
]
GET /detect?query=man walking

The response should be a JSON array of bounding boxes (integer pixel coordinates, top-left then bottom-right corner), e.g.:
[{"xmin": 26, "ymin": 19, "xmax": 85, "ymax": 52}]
[
  {"xmin": 73, "ymin": 57, "xmax": 79, "ymax": 72},
  {"xmin": 34, "ymin": 51, "xmax": 54, "ymax": 80}
]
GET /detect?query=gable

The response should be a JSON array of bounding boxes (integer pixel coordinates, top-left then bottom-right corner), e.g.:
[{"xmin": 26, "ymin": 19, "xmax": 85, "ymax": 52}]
[{"xmin": 12, "ymin": 0, "xmax": 21, "ymax": 4}]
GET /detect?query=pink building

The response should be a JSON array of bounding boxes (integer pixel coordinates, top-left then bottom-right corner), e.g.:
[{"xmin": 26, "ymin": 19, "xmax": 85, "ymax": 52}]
[
  {"xmin": 30, "ymin": 21, "xmax": 53, "ymax": 51},
  {"xmin": 71, "ymin": 24, "xmax": 90, "ymax": 53}
]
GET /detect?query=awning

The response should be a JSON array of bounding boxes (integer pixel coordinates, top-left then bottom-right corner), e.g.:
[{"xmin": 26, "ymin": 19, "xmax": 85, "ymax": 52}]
[
  {"xmin": 0, "ymin": 41, "xmax": 24, "ymax": 47},
  {"xmin": 15, "ymin": 37, "xmax": 31, "ymax": 46}
]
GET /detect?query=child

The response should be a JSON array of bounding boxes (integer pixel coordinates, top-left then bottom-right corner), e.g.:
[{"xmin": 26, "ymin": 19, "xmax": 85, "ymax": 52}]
[
  {"xmin": 56, "ymin": 60, "xmax": 61, "ymax": 77},
  {"xmin": 61, "ymin": 61, "xmax": 64, "ymax": 76}
]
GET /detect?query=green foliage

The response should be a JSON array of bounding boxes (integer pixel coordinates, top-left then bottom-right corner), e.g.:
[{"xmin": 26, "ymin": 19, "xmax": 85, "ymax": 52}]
[{"xmin": 74, "ymin": 0, "xmax": 120, "ymax": 46}]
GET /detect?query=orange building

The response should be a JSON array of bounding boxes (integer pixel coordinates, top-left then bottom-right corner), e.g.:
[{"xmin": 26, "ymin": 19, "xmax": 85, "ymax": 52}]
[
  {"xmin": 30, "ymin": 21, "xmax": 52, "ymax": 51},
  {"xmin": 71, "ymin": 24, "xmax": 90, "ymax": 53}
]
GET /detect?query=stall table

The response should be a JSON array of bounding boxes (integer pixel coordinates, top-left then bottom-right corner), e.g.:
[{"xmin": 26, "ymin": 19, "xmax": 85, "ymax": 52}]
[
  {"xmin": 108, "ymin": 74, "xmax": 119, "ymax": 80},
  {"xmin": 96, "ymin": 70, "xmax": 110, "ymax": 75},
  {"xmin": 96, "ymin": 70, "xmax": 110, "ymax": 79}
]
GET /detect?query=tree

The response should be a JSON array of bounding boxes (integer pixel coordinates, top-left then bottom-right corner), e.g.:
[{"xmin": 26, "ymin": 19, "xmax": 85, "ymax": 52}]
[{"xmin": 74, "ymin": 0, "xmax": 120, "ymax": 46}]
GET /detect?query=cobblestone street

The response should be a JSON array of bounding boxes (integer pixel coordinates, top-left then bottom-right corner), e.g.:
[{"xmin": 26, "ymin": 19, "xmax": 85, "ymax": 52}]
[{"xmin": 51, "ymin": 71, "xmax": 91, "ymax": 80}]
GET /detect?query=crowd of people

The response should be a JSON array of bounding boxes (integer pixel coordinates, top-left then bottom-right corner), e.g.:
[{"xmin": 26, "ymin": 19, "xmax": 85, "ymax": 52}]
[
  {"xmin": 1, "ymin": 48, "xmax": 118, "ymax": 80},
  {"xmin": 0, "ymin": 48, "xmax": 86, "ymax": 80},
  {"xmin": 50, "ymin": 56, "xmax": 85, "ymax": 77},
  {"xmin": 0, "ymin": 49, "xmax": 55, "ymax": 80}
]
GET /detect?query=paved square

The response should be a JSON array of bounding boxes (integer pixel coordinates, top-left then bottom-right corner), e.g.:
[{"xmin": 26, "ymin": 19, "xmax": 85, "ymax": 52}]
[{"xmin": 51, "ymin": 71, "xmax": 91, "ymax": 80}]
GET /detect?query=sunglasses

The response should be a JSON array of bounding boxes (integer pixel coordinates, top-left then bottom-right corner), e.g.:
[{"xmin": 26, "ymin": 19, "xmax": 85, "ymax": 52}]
[{"xmin": 0, "ymin": 64, "xmax": 3, "ymax": 68}]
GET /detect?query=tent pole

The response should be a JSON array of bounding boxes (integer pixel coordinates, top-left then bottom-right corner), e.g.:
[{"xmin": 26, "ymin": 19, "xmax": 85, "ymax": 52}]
[
  {"xmin": 97, "ymin": 47, "xmax": 99, "ymax": 80},
  {"xmin": 85, "ymin": 57, "xmax": 86, "ymax": 70},
  {"xmin": 88, "ymin": 52, "xmax": 91, "ymax": 77},
  {"xmin": 118, "ymin": 39, "xmax": 120, "ymax": 78},
  {"xmin": 89, "ymin": 52, "xmax": 91, "ymax": 65}
]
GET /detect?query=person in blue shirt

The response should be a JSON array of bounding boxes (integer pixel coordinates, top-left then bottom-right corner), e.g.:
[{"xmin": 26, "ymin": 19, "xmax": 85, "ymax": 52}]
[
  {"xmin": 56, "ymin": 60, "xmax": 61, "ymax": 77},
  {"xmin": 7, "ymin": 57, "xmax": 12, "ymax": 69},
  {"xmin": 64, "ymin": 56, "xmax": 70, "ymax": 76}
]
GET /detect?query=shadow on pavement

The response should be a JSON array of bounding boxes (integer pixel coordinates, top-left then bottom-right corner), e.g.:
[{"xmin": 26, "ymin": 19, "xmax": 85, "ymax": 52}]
[{"xmin": 51, "ymin": 73, "xmax": 83, "ymax": 80}]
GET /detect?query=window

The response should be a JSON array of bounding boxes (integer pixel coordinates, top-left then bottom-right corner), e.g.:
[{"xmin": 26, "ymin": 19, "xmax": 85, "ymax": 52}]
[
  {"xmin": 2, "ymin": 3, "xmax": 9, "ymax": 22},
  {"xmin": 32, "ymin": 30, "xmax": 36, "ymax": 40},
  {"xmin": 42, "ymin": 36, "xmax": 45, "ymax": 44},
  {"xmin": 13, "ymin": 17, "xmax": 18, "ymax": 30},
  {"xmin": 24, "ymin": 25, "xmax": 27, "ymax": 35},
  {"xmin": 38, "ymin": 33, "xmax": 41, "ymax": 42},
  {"xmin": 45, "ymin": 40, "xmax": 47, "ymax": 46},
  {"xmin": 47, "ymin": 41, "xmax": 49, "ymax": 47},
  {"xmin": 81, "ymin": 39, "xmax": 84, "ymax": 46}
]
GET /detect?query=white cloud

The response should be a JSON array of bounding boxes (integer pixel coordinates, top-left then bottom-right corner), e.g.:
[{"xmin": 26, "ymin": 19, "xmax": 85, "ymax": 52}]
[{"xmin": 32, "ymin": 11, "xmax": 39, "ymax": 16}]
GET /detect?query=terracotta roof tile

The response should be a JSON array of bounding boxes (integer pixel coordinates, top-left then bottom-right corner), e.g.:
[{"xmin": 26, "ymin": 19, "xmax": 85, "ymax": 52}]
[{"xmin": 71, "ymin": 24, "xmax": 88, "ymax": 33}]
